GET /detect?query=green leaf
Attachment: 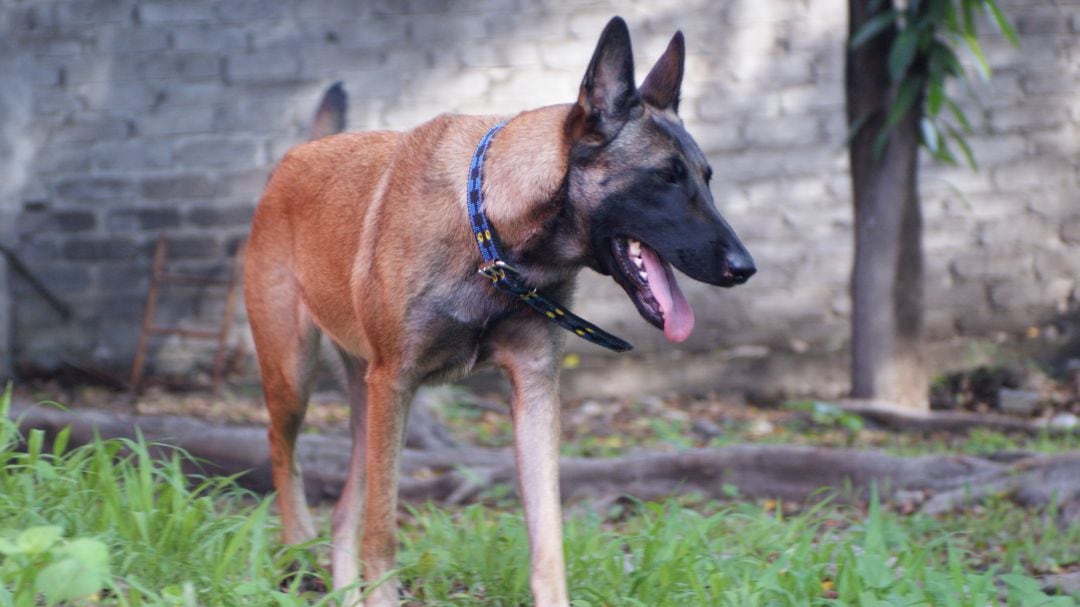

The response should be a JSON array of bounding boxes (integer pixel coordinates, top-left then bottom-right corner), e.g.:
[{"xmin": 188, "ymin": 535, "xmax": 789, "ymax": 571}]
[
  {"xmin": 920, "ymin": 117, "xmax": 939, "ymax": 153},
  {"xmin": 885, "ymin": 75, "xmax": 925, "ymax": 129},
  {"xmin": 36, "ymin": 556, "xmax": 108, "ymax": 605},
  {"xmin": 0, "ymin": 537, "xmax": 20, "ymax": 556},
  {"xmin": 945, "ymin": 0, "xmax": 960, "ymax": 32},
  {"xmin": 858, "ymin": 590, "xmax": 888, "ymax": 606},
  {"xmin": 888, "ymin": 25, "xmax": 921, "ymax": 80},
  {"xmin": 927, "ymin": 0, "xmax": 949, "ymax": 22},
  {"xmin": 934, "ymin": 135, "xmax": 959, "ymax": 165},
  {"xmin": 839, "ymin": 413, "xmax": 865, "ymax": 432},
  {"xmin": 872, "ymin": 128, "xmax": 890, "ymax": 160},
  {"xmin": 0, "ymin": 383, "xmax": 13, "ymax": 451},
  {"xmin": 27, "ymin": 428, "xmax": 44, "ymax": 464},
  {"xmin": 865, "ymin": 485, "xmax": 886, "ymax": 554},
  {"xmin": 233, "ymin": 581, "xmax": 263, "ymax": 596},
  {"xmin": 1001, "ymin": 572, "xmax": 1043, "ymax": 596},
  {"xmin": 947, "ymin": 126, "xmax": 978, "ymax": 169},
  {"xmin": 847, "ymin": 112, "xmax": 873, "ymax": 144},
  {"xmin": 58, "ymin": 538, "xmax": 110, "ymax": 572},
  {"xmin": 931, "ymin": 42, "xmax": 964, "ymax": 77},
  {"xmin": 944, "ymin": 97, "xmax": 973, "ymax": 132},
  {"xmin": 927, "ymin": 79, "xmax": 945, "ymax": 116},
  {"xmin": 851, "ymin": 10, "xmax": 898, "ymax": 49},
  {"xmin": 961, "ymin": 0, "xmax": 977, "ymax": 36},
  {"xmin": 964, "ymin": 33, "xmax": 991, "ymax": 80},
  {"xmin": 16, "ymin": 526, "xmax": 63, "ymax": 555},
  {"xmin": 272, "ymin": 591, "xmax": 307, "ymax": 607},
  {"xmin": 985, "ymin": 0, "xmax": 1020, "ymax": 47},
  {"xmin": 857, "ymin": 554, "xmax": 894, "ymax": 589}
]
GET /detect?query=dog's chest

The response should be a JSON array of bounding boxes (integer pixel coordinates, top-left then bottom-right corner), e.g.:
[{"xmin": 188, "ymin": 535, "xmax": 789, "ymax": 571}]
[{"xmin": 404, "ymin": 284, "xmax": 520, "ymax": 384}]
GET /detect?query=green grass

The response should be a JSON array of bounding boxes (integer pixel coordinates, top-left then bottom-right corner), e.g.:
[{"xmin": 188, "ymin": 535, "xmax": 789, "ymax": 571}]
[
  {"xmin": 1, "ymin": 385, "xmax": 1077, "ymax": 606},
  {"xmin": 400, "ymin": 498, "xmax": 1078, "ymax": 606},
  {"xmin": 0, "ymin": 385, "xmax": 342, "ymax": 606}
]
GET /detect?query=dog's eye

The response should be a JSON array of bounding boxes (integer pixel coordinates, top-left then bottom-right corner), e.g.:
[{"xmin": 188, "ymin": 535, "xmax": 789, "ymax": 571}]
[
  {"xmin": 704, "ymin": 167, "xmax": 713, "ymax": 184},
  {"xmin": 658, "ymin": 160, "xmax": 686, "ymax": 185}
]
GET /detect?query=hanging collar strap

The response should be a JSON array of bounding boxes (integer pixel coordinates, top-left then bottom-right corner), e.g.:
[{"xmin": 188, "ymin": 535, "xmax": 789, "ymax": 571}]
[{"xmin": 466, "ymin": 121, "xmax": 633, "ymax": 352}]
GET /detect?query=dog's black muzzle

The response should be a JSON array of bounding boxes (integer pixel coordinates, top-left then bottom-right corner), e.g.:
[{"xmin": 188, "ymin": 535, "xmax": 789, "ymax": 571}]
[{"xmin": 667, "ymin": 216, "xmax": 755, "ymax": 288}]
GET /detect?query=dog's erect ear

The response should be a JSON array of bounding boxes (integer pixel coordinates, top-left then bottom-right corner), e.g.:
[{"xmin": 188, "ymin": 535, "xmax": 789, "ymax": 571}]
[
  {"xmin": 640, "ymin": 31, "xmax": 685, "ymax": 112},
  {"xmin": 569, "ymin": 16, "xmax": 638, "ymax": 144}
]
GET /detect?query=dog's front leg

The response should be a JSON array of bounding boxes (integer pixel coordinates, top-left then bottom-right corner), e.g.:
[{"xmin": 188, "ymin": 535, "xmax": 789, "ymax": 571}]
[
  {"xmin": 496, "ymin": 334, "xmax": 570, "ymax": 607},
  {"xmin": 357, "ymin": 365, "xmax": 414, "ymax": 607}
]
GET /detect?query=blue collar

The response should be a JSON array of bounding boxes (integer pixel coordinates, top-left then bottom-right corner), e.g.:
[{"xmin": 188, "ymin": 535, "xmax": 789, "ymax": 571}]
[{"xmin": 465, "ymin": 121, "xmax": 632, "ymax": 352}]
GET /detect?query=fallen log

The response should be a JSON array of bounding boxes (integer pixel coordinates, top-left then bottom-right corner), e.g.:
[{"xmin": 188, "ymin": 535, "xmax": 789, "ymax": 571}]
[
  {"xmin": 10, "ymin": 402, "xmax": 504, "ymax": 502},
  {"xmin": 11, "ymin": 403, "xmax": 1080, "ymax": 521}
]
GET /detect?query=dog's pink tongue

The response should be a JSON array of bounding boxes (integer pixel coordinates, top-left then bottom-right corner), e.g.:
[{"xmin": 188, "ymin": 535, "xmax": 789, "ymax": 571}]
[{"xmin": 641, "ymin": 247, "xmax": 695, "ymax": 342}]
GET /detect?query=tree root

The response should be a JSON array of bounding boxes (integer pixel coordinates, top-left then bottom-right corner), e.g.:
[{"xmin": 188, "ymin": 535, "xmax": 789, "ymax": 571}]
[
  {"xmin": 12, "ymin": 403, "xmax": 1080, "ymax": 522},
  {"xmin": 836, "ymin": 398, "xmax": 1077, "ymax": 436}
]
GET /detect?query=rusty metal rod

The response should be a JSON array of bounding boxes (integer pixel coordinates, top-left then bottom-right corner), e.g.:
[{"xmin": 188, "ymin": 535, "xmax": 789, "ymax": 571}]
[
  {"xmin": 129, "ymin": 234, "xmax": 245, "ymax": 396},
  {"xmin": 157, "ymin": 273, "xmax": 232, "ymax": 287},
  {"xmin": 0, "ymin": 243, "xmax": 73, "ymax": 320},
  {"xmin": 129, "ymin": 236, "xmax": 168, "ymax": 396},
  {"xmin": 211, "ymin": 240, "xmax": 245, "ymax": 392},
  {"xmin": 146, "ymin": 326, "xmax": 222, "ymax": 339}
]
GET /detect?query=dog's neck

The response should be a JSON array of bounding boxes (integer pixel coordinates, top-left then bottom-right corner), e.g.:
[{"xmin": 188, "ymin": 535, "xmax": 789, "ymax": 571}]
[{"xmin": 482, "ymin": 104, "xmax": 582, "ymax": 265}]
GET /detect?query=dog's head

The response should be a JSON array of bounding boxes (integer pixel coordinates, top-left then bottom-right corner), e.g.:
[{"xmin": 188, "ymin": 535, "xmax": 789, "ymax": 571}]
[{"xmin": 565, "ymin": 16, "xmax": 755, "ymax": 343}]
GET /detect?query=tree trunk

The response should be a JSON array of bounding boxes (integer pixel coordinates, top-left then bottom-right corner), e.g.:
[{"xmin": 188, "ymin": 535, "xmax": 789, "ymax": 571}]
[{"xmin": 846, "ymin": 0, "xmax": 928, "ymax": 410}]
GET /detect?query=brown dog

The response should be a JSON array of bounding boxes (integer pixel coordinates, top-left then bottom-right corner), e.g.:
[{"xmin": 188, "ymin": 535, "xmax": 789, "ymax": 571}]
[{"xmin": 245, "ymin": 16, "xmax": 754, "ymax": 606}]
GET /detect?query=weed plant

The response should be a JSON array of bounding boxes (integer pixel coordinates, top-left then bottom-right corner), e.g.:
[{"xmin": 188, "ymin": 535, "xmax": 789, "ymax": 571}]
[
  {"xmin": 399, "ymin": 496, "xmax": 1077, "ymax": 606},
  {"xmin": 0, "ymin": 385, "xmax": 337, "ymax": 606},
  {"xmin": 0, "ymin": 386, "xmax": 1075, "ymax": 606}
]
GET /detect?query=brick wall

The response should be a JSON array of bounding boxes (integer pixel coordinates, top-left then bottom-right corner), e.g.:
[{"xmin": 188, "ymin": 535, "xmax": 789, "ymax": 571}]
[
  {"xmin": 1, "ymin": 0, "xmax": 1078, "ymax": 392},
  {"xmin": 0, "ymin": 46, "xmax": 37, "ymax": 380}
]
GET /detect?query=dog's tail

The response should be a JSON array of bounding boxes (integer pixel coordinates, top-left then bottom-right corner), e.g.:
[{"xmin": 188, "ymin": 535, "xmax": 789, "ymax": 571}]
[{"xmin": 307, "ymin": 82, "xmax": 347, "ymax": 141}]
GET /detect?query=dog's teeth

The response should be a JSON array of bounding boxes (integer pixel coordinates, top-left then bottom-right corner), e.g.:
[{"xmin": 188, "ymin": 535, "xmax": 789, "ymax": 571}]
[
  {"xmin": 628, "ymin": 239, "xmax": 641, "ymax": 256},
  {"xmin": 638, "ymin": 270, "xmax": 648, "ymax": 281},
  {"xmin": 632, "ymin": 257, "xmax": 644, "ymax": 268}
]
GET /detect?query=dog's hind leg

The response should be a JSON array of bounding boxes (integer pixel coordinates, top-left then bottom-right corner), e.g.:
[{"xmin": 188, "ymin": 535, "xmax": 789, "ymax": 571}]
[
  {"xmin": 266, "ymin": 320, "xmax": 321, "ymax": 546},
  {"xmin": 246, "ymin": 272, "xmax": 321, "ymax": 546},
  {"xmin": 330, "ymin": 349, "xmax": 368, "ymax": 599}
]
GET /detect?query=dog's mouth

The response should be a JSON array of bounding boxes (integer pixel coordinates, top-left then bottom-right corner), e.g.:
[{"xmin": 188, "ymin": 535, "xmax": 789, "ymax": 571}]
[{"xmin": 609, "ymin": 237, "xmax": 695, "ymax": 342}]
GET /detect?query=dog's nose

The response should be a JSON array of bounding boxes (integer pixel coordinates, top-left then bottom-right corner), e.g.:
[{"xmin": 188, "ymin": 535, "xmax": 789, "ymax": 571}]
[{"xmin": 725, "ymin": 250, "xmax": 756, "ymax": 284}]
